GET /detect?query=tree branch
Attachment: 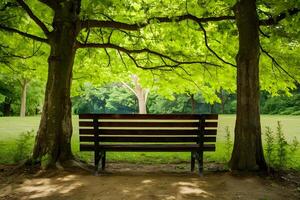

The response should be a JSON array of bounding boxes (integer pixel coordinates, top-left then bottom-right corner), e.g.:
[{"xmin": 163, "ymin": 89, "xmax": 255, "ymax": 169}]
[
  {"xmin": 198, "ymin": 23, "xmax": 236, "ymax": 67},
  {"xmin": 76, "ymin": 41, "xmax": 223, "ymax": 69},
  {"xmin": 80, "ymin": 7, "xmax": 300, "ymax": 31},
  {"xmin": 80, "ymin": 14, "xmax": 236, "ymax": 31},
  {"xmin": 259, "ymin": 8, "xmax": 300, "ymax": 26},
  {"xmin": 38, "ymin": 0, "xmax": 56, "ymax": 10},
  {"xmin": 260, "ymin": 44, "xmax": 299, "ymax": 83},
  {"xmin": 258, "ymin": 27, "xmax": 270, "ymax": 38},
  {"xmin": 121, "ymin": 81, "xmax": 138, "ymax": 96},
  {"xmin": 1, "ymin": 41, "xmax": 44, "ymax": 60},
  {"xmin": 16, "ymin": 0, "xmax": 50, "ymax": 35},
  {"xmin": 0, "ymin": 24, "xmax": 48, "ymax": 43}
]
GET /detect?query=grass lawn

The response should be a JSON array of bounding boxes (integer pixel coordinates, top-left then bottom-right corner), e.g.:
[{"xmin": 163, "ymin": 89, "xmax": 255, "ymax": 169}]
[{"xmin": 0, "ymin": 115, "xmax": 299, "ymax": 169}]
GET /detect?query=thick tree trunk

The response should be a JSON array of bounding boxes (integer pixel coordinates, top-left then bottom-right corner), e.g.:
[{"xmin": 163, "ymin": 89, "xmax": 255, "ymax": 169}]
[
  {"xmin": 32, "ymin": 2, "xmax": 80, "ymax": 168},
  {"xmin": 20, "ymin": 79, "xmax": 28, "ymax": 117},
  {"xmin": 229, "ymin": 0, "xmax": 267, "ymax": 171}
]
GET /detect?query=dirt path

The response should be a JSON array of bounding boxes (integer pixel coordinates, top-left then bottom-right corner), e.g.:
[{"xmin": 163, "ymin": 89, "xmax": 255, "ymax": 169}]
[{"xmin": 0, "ymin": 163, "xmax": 299, "ymax": 200}]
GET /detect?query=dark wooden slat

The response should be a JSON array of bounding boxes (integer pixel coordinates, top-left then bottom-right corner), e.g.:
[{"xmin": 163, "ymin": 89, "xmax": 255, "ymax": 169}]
[
  {"xmin": 204, "ymin": 122, "xmax": 218, "ymax": 127},
  {"xmin": 79, "ymin": 121, "xmax": 200, "ymax": 127},
  {"xmin": 79, "ymin": 129, "xmax": 94, "ymax": 135},
  {"xmin": 79, "ymin": 114, "xmax": 218, "ymax": 120},
  {"xmin": 80, "ymin": 136, "xmax": 196, "ymax": 142},
  {"xmin": 79, "ymin": 129, "xmax": 217, "ymax": 136},
  {"xmin": 80, "ymin": 136, "xmax": 216, "ymax": 143},
  {"xmin": 80, "ymin": 144, "xmax": 215, "ymax": 152},
  {"xmin": 203, "ymin": 129, "xmax": 217, "ymax": 135},
  {"xmin": 79, "ymin": 129, "xmax": 198, "ymax": 135},
  {"xmin": 79, "ymin": 129, "xmax": 199, "ymax": 135},
  {"xmin": 79, "ymin": 121, "xmax": 217, "ymax": 128}
]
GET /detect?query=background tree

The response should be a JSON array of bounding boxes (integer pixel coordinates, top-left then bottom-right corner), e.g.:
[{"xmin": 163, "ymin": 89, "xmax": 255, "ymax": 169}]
[
  {"xmin": 0, "ymin": 31, "xmax": 46, "ymax": 117},
  {"xmin": 122, "ymin": 74, "xmax": 149, "ymax": 114}
]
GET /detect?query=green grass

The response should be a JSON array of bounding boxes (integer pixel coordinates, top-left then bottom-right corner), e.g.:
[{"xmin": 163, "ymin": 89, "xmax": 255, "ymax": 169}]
[{"xmin": 0, "ymin": 115, "xmax": 299, "ymax": 169}]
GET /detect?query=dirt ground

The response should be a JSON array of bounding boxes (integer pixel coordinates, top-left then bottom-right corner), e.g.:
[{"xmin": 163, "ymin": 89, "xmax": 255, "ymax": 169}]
[{"xmin": 0, "ymin": 163, "xmax": 299, "ymax": 200}]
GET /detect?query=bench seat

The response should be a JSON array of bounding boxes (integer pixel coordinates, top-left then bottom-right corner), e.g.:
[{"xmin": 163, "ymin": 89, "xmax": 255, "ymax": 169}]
[{"xmin": 80, "ymin": 144, "xmax": 216, "ymax": 152}]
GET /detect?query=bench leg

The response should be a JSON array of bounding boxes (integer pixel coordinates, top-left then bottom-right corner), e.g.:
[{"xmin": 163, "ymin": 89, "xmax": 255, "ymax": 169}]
[
  {"xmin": 94, "ymin": 151, "xmax": 102, "ymax": 175},
  {"xmin": 191, "ymin": 152, "xmax": 195, "ymax": 172},
  {"xmin": 196, "ymin": 152, "xmax": 204, "ymax": 176},
  {"xmin": 101, "ymin": 151, "xmax": 106, "ymax": 171}
]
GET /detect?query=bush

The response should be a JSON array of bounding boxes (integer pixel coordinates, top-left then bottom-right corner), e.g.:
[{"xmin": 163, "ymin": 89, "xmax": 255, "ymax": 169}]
[
  {"xmin": 261, "ymin": 93, "xmax": 300, "ymax": 115},
  {"xmin": 13, "ymin": 130, "xmax": 35, "ymax": 162},
  {"xmin": 224, "ymin": 126, "xmax": 233, "ymax": 161},
  {"xmin": 279, "ymin": 107, "xmax": 298, "ymax": 115},
  {"xmin": 264, "ymin": 126, "xmax": 275, "ymax": 166},
  {"xmin": 291, "ymin": 110, "xmax": 300, "ymax": 115},
  {"xmin": 263, "ymin": 121, "xmax": 299, "ymax": 170},
  {"xmin": 275, "ymin": 121, "xmax": 288, "ymax": 169}
]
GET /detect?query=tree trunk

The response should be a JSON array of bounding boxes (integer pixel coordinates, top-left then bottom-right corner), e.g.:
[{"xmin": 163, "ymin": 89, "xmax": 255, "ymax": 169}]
[
  {"xmin": 219, "ymin": 89, "xmax": 226, "ymax": 114},
  {"xmin": 32, "ymin": 2, "xmax": 80, "ymax": 168},
  {"xmin": 123, "ymin": 75, "xmax": 149, "ymax": 114},
  {"xmin": 137, "ymin": 94, "xmax": 147, "ymax": 114},
  {"xmin": 3, "ymin": 97, "xmax": 12, "ymax": 116},
  {"xmin": 229, "ymin": 0, "xmax": 267, "ymax": 171},
  {"xmin": 131, "ymin": 75, "xmax": 149, "ymax": 114},
  {"xmin": 209, "ymin": 104, "xmax": 214, "ymax": 113},
  {"xmin": 20, "ymin": 79, "xmax": 28, "ymax": 117},
  {"xmin": 190, "ymin": 94, "xmax": 196, "ymax": 114}
]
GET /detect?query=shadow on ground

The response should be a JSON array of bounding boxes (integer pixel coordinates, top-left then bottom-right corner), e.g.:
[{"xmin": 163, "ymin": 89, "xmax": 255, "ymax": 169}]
[{"xmin": 0, "ymin": 163, "xmax": 299, "ymax": 200}]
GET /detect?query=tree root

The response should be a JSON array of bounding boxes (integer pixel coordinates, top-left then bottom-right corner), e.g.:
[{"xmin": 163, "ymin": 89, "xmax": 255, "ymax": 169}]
[
  {"xmin": 8, "ymin": 158, "xmax": 39, "ymax": 175},
  {"xmin": 9, "ymin": 157, "xmax": 94, "ymax": 175},
  {"xmin": 59, "ymin": 158, "xmax": 94, "ymax": 173}
]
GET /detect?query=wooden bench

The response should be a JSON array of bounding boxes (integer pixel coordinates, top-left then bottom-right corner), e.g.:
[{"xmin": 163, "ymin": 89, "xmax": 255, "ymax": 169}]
[{"xmin": 79, "ymin": 114, "xmax": 218, "ymax": 175}]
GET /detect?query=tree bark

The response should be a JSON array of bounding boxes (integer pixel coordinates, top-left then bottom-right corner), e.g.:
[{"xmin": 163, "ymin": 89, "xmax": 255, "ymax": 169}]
[
  {"xmin": 134, "ymin": 75, "xmax": 149, "ymax": 114},
  {"xmin": 20, "ymin": 79, "xmax": 28, "ymax": 117},
  {"xmin": 230, "ymin": 0, "xmax": 267, "ymax": 171},
  {"xmin": 219, "ymin": 89, "xmax": 226, "ymax": 114},
  {"xmin": 123, "ymin": 74, "xmax": 149, "ymax": 114},
  {"xmin": 3, "ymin": 97, "xmax": 12, "ymax": 116},
  {"xmin": 32, "ymin": 1, "xmax": 80, "ymax": 168},
  {"xmin": 190, "ymin": 94, "xmax": 196, "ymax": 114},
  {"xmin": 209, "ymin": 104, "xmax": 214, "ymax": 113}
]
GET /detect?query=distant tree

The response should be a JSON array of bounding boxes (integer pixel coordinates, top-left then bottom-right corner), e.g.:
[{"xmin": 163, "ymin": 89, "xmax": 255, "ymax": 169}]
[{"xmin": 122, "ymin": 74, "xmax": 149, "ymax": 114}]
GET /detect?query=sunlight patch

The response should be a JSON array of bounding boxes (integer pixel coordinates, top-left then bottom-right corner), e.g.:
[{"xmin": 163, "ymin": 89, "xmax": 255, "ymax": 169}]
[{"xmin": 142, "ymin": 179, "xmax": 153, "ymax": 184}]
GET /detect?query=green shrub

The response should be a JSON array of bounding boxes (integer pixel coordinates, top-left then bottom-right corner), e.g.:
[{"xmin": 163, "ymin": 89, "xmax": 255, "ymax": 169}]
[
  {"xmin": 13, "ymin": 130, "xmax": 35, "ymax": 162},
  {"xmin": 275, "ymin": 121, "xmax": 288, "ymax": 169},
  {"xmin": 224, "ymin": 126, "xmax": 233, "ymax": 161},
  {"xmin": 264, "ymin": 126, "xmax": 275, "ymax": 167},
  {"xmin": 261, "ymin": 93, "xmax": 300, "ymax": 115},
  {"xmin": 263, "ymin": 121, "xmax": 299, "ymax": 170},
  {"xmin": 279, "ymin": 107, "xmax": 298, "ymax": 115},
  {"xmin": 291, "ymin": 110, "xmax": 300, "ymax": 115}
]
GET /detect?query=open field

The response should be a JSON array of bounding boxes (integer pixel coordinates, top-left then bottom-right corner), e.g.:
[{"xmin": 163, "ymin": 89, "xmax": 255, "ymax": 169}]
[{"xmin": 0, "ymin": 115, "xmax": 299, "ymax": 169}]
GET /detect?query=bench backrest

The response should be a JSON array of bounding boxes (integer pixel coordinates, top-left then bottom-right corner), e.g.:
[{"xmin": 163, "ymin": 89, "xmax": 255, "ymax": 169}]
[{"xmin": 79, "ymin": 114, "xmax": 218, "ymax": 151}]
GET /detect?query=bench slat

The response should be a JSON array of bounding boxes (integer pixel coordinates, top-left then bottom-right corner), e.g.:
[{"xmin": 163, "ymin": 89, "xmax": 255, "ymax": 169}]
[
  {"xmin": 79, "ymin": 121, "xmax": 217, "ymax": 128},
  {"xmin": 79, "ymin": 136, "xmax": 216, "ymax": 143},
  {"xmin": 79, "ymin": 114, "xmax": 218, "ymax": 120},
  {"xmin": 80, "ymin": 144, "xmax": 216, "ymax": 152},
  {"xmin": 79, "ymin": 129, "xmax": 217, "ymax": 136}
]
